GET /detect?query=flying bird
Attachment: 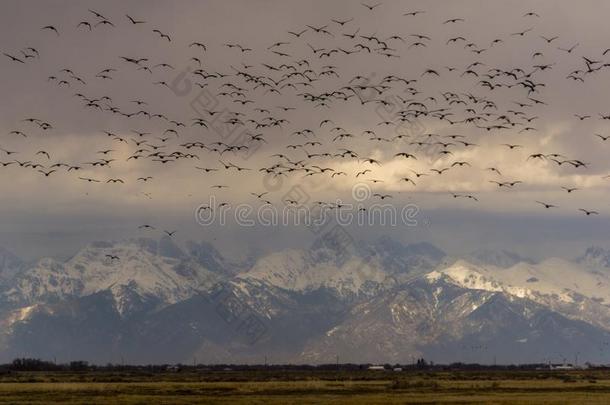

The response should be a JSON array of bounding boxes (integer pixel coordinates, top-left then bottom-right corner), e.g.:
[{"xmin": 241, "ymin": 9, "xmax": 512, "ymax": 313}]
[
  {"xmin": 41, "ymin": 25, "xmax": 59, "ymax": 35},
  {"xmin": 126, "ymin": 14, "xmax": 146, "ymax": 24},
  {"xmin": 3, "ymin": 53, "xmax": 25, "ymax": 63},
  {"xmin": 536, "ymin": 201, "xmax": 557, "ymax": 209}
]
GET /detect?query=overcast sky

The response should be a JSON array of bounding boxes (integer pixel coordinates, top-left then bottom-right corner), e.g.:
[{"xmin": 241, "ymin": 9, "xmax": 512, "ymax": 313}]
[{"xmin": 1, "ymin": 0, "xmax": 610, "ymax": 261}]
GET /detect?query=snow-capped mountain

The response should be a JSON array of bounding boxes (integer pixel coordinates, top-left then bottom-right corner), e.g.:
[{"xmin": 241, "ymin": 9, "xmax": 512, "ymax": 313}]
[
  {"xmin": 240, "ymin": 249, "xmax": 392, "ymax": 298},
  {"xmin": 363, "ymin": 237, "xmax": 446, "ymax": 274},
  {"xmin": 467, "ymin": 248, "xmax": 534, "ymax": 269},
  {"xmin": 2, "ymin": 239, "xmax": 610, "ymax": 365},
  {"xmin": 300, "ymin": 270, "xmax": 610, "ymax": 364},
  {"xmin": 432, "ymin": 258, "xmax": 610, "ymax": 304},
  {"xmin": 2, "ymin": 238, "xmax": 220, "ymax": 315},
  {"xmin": 186, "ymin": 240, "xmax": 256, "ymax": 276},
  {"xmin": 240, "ymin": 238, "xmax": 445, "ymax": 298},
  {"xmin": 427, "ymin": 259, "xmax": 610, "ymax": 332}
]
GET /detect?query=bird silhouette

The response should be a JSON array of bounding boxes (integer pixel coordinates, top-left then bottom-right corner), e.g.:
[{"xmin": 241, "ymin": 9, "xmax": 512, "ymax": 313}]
[
  {"xmin": 0, "ymin": 2, "xmax": 604, "ymax": 246},
  {"xmin": 126, "ymin": 14, "xmax": 146, "ymax": 25}
]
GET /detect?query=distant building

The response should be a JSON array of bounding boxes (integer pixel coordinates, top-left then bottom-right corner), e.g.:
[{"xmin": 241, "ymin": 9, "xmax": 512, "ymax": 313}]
[
  {"xmin": 550, "ymin": 363, "xmax": 575, "ymax": 370},
  {"xmin": 368, "ymin": 365, "xmax": 385, "ymax": 371}
]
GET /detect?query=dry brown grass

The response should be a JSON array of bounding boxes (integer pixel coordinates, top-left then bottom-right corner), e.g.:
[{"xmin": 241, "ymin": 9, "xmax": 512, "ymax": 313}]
[{"xmin": 0, "ymin": 370, "xmax": 609, "ymax": 404}]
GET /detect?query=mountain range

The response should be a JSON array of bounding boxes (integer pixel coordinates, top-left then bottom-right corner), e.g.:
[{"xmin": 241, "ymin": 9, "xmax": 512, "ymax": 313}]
[{"xmin": 1, "ymin": 236, "xmax": 610, "ymax": 365}]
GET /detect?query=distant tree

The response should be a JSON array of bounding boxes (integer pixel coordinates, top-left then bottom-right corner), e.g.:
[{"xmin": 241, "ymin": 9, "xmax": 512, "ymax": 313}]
[
  {"xmin": 69, "ymin": 361, "xmax": 89, "ymax": 371},
  {"xmin": 10, "ymin": 358, "xmax": 57, "ymax": 371},
  {"xmin": 416, "ymin": 358, "xmax": 428, "ymax": 369}
]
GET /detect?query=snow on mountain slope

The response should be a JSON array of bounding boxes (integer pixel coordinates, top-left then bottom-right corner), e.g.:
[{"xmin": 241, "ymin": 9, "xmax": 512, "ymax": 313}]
[
  {"xmin": 500, "ymin": 258, "xmax": 610, "ymax": 303},
  {"xmin": 300, "ymin": 271, "xmax": 610, "ymax": 364},
  {"xmin": 239, "ymin": 248, "xmax": 392, "ymax": 297},
  {"xmin": 240, "ymin": 238, "xmax": 445, "ymax": 297},
  {"xmin": 301, "ymin": 276, "xmax": 546, "ymax": 363},
  {"xmin": 4, "ymin": 239, "xmax": 610, "ymax": 364},
  {"xmin": 5, "ymin": 258, "xmax": 81, "ymax": 305},
  {"xmin": 436, "ymin": 258, "xmax": 610, "ymax": 304},
  {"xmin": 428, "ymin": 261, "xmax": 525, "ymax": 297},
  {"xmin": 67, "ymin": 239, "xmax": 217, "ymax": 301},
  {"xmin": 430, "ymin": 258, "xmax": 610, "ymax": 332},
  {"xmin": 3, "ymin": 238, "xmax": 220, "ymax": 315}
]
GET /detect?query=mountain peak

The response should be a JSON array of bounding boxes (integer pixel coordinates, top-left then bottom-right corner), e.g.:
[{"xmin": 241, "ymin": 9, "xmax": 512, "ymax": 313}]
[
  {"xmin": 369, "ymin": 237, "xmax": 446, "ymax": 275},
  {"xmin": 468, "ymin": 248, "xmax": 533, "ymax": 269},
  {"xmin": 186, "ymin": 240, "xmax": 235, "ymax": 275},
  {"xmin": 4, "ymin": 239, "xmax": 610, "ymax": 364},
  {"xmin": 577, "ymin": 246, "xmax": 610, "ymax": 269},
  {"xmin": 2, "ymin": 238, "xmax": 220, "ymax": 316},
  {"xmin": 158, "ymin": 236, "xmax": 186, "ymax": 259}
]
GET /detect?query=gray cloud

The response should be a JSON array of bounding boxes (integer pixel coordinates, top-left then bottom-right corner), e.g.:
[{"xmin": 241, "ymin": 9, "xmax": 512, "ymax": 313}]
[{"xmin": 1, "ymin": 0, "xmax": 610, "ymax": 260}]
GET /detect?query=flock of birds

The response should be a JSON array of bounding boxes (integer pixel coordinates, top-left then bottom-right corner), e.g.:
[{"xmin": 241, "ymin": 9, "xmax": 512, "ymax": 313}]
[{"xmin": 2, "ymin": 4, "xmax": 610, "ymax": 252}]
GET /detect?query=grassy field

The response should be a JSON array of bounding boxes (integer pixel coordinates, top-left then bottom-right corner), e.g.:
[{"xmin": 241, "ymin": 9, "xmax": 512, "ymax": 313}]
[{"xmin": 1, "ymin": 370, "xmax": 610, "ymax": 404}]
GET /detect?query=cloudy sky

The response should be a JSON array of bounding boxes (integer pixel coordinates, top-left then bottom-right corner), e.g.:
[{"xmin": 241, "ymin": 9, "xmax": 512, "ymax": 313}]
[{"xmin": 1, "ymin": 0, "xmax": 610, "ymax": 261}]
